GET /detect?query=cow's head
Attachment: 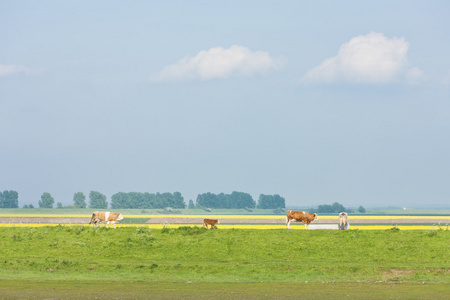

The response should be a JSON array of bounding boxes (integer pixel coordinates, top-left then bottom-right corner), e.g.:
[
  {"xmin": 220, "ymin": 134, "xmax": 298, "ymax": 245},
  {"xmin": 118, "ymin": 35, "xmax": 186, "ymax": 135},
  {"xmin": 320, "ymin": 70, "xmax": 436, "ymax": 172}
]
[
  {"xmin": 313, "ymin": 213, "xmax": 318, "ymax": 221},
  {"xmin": 118, "ymin": 213, "xmax": 124, "ymax": 221}
]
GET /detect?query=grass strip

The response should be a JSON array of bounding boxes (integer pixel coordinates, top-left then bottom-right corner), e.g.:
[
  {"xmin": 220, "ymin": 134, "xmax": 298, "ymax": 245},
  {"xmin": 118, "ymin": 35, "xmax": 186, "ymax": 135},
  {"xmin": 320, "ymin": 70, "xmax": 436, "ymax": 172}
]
[{"xmin": 0, "ymin": 280, "xmax": 449, "ymax": 299}]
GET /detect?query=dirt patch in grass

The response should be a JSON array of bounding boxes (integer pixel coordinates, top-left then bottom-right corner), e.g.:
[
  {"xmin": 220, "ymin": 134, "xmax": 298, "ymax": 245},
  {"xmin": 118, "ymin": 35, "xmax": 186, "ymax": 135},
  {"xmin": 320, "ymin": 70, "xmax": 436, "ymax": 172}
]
[{"xmin": 381, "ymin": 269, "xmax": 414, "ymax": 280}]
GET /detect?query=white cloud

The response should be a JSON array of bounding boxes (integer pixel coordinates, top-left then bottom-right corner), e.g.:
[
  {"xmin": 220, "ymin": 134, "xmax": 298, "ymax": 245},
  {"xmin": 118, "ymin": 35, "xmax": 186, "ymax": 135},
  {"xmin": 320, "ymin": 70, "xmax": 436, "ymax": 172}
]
[
  {"xmin": 151, "ymin": 45, "xmax": 283, "ymax": 81},
  {"xmin": 0, "ymin": 64, "xmax": 42, "ymax": 77},
  {"xmin": 301, "ymin": 32, "xmax": 420, "ymax": 84}
]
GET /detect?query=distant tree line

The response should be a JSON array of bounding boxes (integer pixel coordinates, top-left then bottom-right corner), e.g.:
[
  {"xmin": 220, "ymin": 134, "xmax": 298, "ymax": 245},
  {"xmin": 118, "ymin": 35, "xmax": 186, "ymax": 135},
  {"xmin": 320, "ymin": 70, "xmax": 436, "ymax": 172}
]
[
  {"xmin": 195, "ymin": 192, "xmax": 286, "ymax": 209},
  {"xmin": 196, "ymin": 192, "xmax": 256, "ymax": 209},
  {"xmin": 256, "ymin": 194, "xmax": 286, "ymax": 209},
  {"xmin": 313, "ymin": 202, "xmax": 366, "ymax": 214},
  {"xmin": 1, "ymin": 190, "xmax": 287, "ymax": 210},
  {"xmin": 2, "ymin": 188, "xmax": 366, "ymax": 213},
  {"xmin": 110, "ymin": 192, "xmax": 185, "ymax": 209}
]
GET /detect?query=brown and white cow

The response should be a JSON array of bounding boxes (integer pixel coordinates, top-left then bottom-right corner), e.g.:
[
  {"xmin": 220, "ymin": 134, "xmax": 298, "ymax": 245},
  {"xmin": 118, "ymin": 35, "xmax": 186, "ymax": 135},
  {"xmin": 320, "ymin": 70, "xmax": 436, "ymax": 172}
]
[
  {"xmin": 339, "ymin": 212, "xmax": 348, "ymax": 230},
  {"xmin": 286, "ymin": 210, "xmax": 317, "ymax": 230},
  {"xmin": 203, "ymin": 218, "xmax": 219, "ymax": 229},
  {"xmin": 89, "ymin": 211, "xmax": 124, "ymax": 229}
]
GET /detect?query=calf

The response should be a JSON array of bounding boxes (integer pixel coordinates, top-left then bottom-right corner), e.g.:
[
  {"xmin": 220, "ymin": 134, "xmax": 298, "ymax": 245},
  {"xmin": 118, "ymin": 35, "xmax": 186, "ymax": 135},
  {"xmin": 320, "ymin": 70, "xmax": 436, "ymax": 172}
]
[
  {"xmin": 89, "ymin": 211, "xmax": 124, "ymax": 229},
  {"xmin": 339, "ymin": 212, "xmax": 348, "ymax": 230},
  {"xmin": 203, "ymin": 218, "xmax": 219, "ymax": 229},
  {"xmin": 286, "ymin": 210, "xmax": 317, "ymax": 230}
]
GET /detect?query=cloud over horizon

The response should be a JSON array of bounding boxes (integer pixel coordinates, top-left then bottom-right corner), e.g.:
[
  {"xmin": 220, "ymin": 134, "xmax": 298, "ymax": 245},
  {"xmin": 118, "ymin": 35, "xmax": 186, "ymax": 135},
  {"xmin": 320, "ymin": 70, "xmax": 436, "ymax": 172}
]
[
  {"xmin": 151, "ymin": 45, "xmax": 283, "ymax": 81},
  {"xmin": 301, "ymin": 32, "xmax": 421, "ymax": 85}
]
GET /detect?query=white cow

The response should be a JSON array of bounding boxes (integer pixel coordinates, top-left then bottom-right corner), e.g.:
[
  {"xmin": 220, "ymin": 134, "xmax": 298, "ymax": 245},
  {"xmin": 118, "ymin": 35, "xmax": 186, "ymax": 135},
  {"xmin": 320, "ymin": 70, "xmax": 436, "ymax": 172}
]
[
  {"xmin": 89, "ymin": 211, "xmax": 124, "ymax": 229},
  {"xmin": 339, "ymin": 212, "xmax": 348, "ymax": 230}
]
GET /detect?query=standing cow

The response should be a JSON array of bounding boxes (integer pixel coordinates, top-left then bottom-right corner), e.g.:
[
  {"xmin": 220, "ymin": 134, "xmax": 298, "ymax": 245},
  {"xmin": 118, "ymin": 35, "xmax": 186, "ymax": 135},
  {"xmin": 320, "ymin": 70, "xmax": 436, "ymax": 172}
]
[
  {"xmin": 339, "ymin": 212, "xmax": 348, "ymax": 230},
  {"xmin": 203, "ymin": 218, "xmax": 219, "ymax": 229},
  {"xmin": 286, "ymin": 210, "xmax": 317, "ymax": 230},
  {"xmin": 89, "ymin": 211, "xmax": 124, "ymax": 229}
]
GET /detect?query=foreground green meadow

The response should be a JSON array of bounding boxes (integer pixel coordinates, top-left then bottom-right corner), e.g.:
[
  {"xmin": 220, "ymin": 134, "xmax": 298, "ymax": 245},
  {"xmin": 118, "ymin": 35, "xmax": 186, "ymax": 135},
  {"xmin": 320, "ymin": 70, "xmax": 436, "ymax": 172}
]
[{"xmin": 0, "ymin": 226, "xmax": 449, "ymax": 298}]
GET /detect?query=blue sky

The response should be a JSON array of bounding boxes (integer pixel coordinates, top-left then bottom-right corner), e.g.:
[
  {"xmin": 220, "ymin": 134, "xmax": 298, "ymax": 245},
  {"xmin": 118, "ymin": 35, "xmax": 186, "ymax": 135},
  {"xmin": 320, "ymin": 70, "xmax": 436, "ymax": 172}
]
[{"xmin": 1, "ymin": 1, "xmax": 449, "ymax": 208}]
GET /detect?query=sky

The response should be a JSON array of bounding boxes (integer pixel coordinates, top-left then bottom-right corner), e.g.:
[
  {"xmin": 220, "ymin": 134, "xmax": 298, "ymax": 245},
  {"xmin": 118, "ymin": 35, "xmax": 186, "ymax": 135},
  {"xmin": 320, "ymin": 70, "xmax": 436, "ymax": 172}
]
[{"xmin": 1, "ymin": 1, "xmax": 450, "ymax": 209}]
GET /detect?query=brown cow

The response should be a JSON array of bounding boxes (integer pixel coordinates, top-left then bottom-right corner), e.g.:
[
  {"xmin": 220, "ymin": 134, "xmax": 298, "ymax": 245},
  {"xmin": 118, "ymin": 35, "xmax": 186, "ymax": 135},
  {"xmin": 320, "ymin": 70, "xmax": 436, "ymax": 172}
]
[
  {"xmin": 89, "ymin": 211, "xmax": 124, "ymax": 229},
  {"xmin": 286, "ymin": 210, "xmax": 317, "ymax": 230},
  {"xmin": 203, "ymin": 218, "xmax": 219, "ymax": 229},
  {"xmin": 339, "ymin": 212, "xmax": 348, "ymax": 230}
]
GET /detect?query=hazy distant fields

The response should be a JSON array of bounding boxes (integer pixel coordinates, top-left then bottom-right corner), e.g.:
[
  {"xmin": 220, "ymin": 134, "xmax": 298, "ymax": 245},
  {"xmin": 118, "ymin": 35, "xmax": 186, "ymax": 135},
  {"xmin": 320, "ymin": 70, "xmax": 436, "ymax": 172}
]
[{"xmin": 1, "ymin": 211, "xmax": 449, "ymax": 230}]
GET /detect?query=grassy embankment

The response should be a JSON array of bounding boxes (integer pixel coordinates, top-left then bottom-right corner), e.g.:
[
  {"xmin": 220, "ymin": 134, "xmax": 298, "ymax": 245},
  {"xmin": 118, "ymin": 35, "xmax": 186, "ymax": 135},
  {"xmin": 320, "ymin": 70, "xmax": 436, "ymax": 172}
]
[
  {"xmin": 0, "ymin": 226, "xmax": 449, "ymax": 298},
  {"xmin": 1, "ymin": 226, "xmax": 448, "ymax": 282}
]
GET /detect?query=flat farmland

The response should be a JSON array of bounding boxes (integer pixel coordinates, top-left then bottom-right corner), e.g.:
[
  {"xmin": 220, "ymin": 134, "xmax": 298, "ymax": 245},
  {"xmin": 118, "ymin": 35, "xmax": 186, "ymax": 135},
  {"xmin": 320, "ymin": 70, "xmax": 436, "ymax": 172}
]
[{"xmin": 1, "ymin": 213, "xmax": 449, "ymax": 230}]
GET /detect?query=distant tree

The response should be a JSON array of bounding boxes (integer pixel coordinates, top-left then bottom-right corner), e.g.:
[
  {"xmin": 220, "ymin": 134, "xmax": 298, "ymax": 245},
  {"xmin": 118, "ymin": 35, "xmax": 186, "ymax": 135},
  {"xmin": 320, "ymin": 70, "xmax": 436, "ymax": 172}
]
[
  {"xmin": 56, "ymin": 202, "xmax": 63, "ymax": 208},
  {"xmin": 169, "ymin": 192, "xmax": 186, "ymax": 209},
  {"xmin": 317, "ymin": 204, "xmax": 334, "ymax": 213},
  {"xmin": 358, "ymin": 206, "xmax": 366, "ymax": 213},
  {"xmin": 111, "ymin": 192, "xmax": 129, "ymax": 209},
  {"xmin": 89, "ymin": 191, "xmax": 108, "ymax": 209},
  {"xmin": 73, "ymin": 192, "xmax": 87, "ymax": 208},
  {"xmin": 332, "ymin": 202, "xmax": 346, "ymax": 213},
  {"xmin": 188, "ymin": 199, "xmax": 195, "ymax": 209},
  {"xmin": 29, "ymin": 204, "xmax": 34, "ymax": 208},
  {"xmin": 196, "ymin": 192, "xmax": 217, "ymax": 208},
  {"xmin": 230, "ymin": 191, "xmax": 256, "ymax": 209},
  {"xmin": 257, "ymin": 194, "xmax": 286, "ymax": 209},
  {"xmin": 39, "ymin": 192, "xmax": 54, "ymax": 208},
  {"xmin": 196, "ymin": 191, "xmax": 255, "ymax": 209},
  {"xmin": 317, "ymin": 202, "xmax": 347, "ymax": 214},
  {"xmin": 23, "ymin": 204, "xmax": 29, "ymax": 208},
  {"xmin": 0, "ymin": 190, "xmax": 19, "ymax": 208}
]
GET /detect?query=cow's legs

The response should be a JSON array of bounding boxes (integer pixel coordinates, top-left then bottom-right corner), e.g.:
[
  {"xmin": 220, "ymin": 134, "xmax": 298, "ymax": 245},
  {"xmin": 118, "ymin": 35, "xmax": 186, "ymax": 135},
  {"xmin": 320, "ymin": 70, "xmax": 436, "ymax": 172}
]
[
  {"xmin": 304, "ymin": 223, "xmax": 308, "ymax": 230},
  {"xmin": 112, "ymin": 222, "xmax": 116, "ymax": 229},
  {"xmin": 287, "ymin": 219, "xmax": 291, "ymax": 229}
]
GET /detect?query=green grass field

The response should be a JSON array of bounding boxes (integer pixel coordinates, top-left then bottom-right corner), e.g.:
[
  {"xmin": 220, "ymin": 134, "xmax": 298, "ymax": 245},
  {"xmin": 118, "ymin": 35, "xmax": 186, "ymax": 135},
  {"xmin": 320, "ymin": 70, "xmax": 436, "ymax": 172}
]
[{"xmin": 0, "ymin": 225, "xmax": 449, "ymax": 298}]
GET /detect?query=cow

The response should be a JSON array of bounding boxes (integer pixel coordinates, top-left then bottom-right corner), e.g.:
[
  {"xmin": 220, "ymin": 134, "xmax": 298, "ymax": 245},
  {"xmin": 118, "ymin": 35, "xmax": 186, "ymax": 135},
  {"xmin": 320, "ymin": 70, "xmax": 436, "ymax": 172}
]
[
  {"xmin": 339, "ymin": 212, "xmax": 348, "ymax": 230},
  {"xmin": 203, "ymin": 218, "xmax": 219, "ymax": 229},
  {"xmin": 286, "ymin": 210, "xmax": 317, "ymax": 230},
  {"xmin": 89, "ymin": 211, "xmax": 124, "ymax": 229}
]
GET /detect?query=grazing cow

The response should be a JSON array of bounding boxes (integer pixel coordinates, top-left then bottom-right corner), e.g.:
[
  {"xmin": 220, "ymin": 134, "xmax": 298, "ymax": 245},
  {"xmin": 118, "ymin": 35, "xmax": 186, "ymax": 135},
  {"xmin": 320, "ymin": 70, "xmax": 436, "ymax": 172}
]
[
  {"xmin": 339, "ymin": 212, "xmax": 348, "ymax": 230},
  {"xmin": 286, "ymin": 210, "xmax": 317, "ymax": 230},
  {"xmin": 89, "ymin": 211, "xmax": 124, "ymax": 229},
  {"xmin": 203, "ymin": 218, "xmax": 219, "ymax": 229}
]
